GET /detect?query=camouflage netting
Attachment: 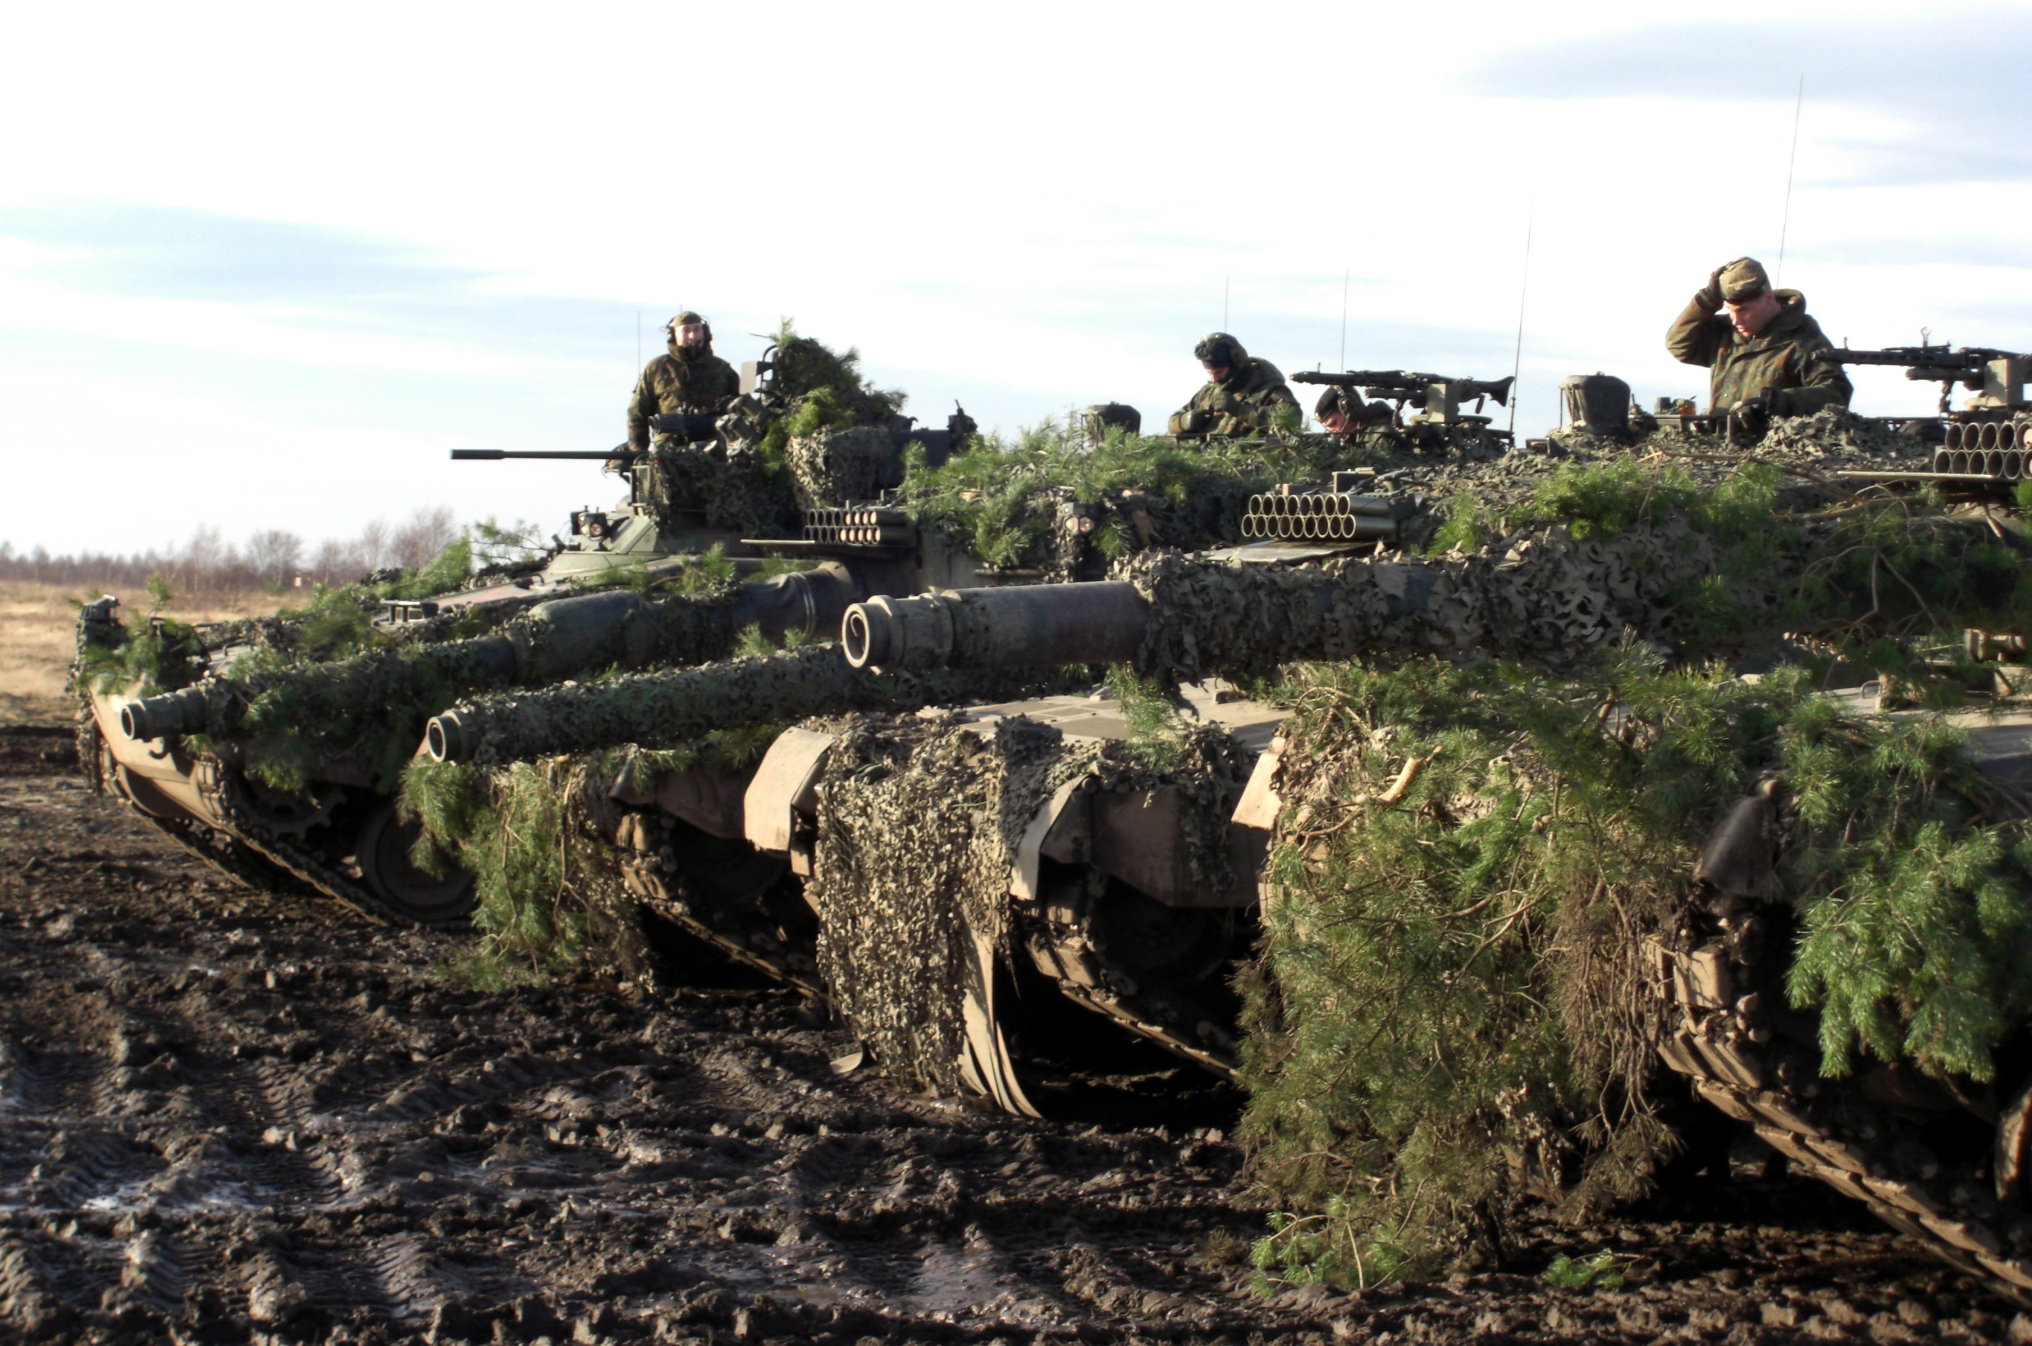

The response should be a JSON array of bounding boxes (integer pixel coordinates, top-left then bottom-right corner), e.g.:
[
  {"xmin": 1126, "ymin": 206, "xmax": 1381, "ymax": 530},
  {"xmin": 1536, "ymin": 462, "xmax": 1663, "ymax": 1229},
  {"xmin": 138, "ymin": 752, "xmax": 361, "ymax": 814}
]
[
  {"xmin": 1102, "ymin": 458, "xmax": 2032, "ymax": 688},
  {"xmin": 1239, "ymin": 656, "xmax": 2032, "ymax": 1289},
  {"xmin": 434, "ymin": 644, "xmax": 1099, "ymax": 766},
  {"xmin": 784, "ymin": 425, "xmax": 897, "ymax": 512},
  {"xmin": 642, "ymin": 443, "xmax": 800, "ymax": 539},
  {"xmin": 803, "ymin": 709, "xmax": 1251, "ymax": 1096},
  {"xmin": 802, "ymin": 714, "xmax": 1084, "ymax": 1091},
  {"xmin": 1117, "ymin": 518, "xmax": 1739, "ymax": 682},
  {"xmin": 137, "ymin": 583, "xmax": 746, "ymax": 791}
]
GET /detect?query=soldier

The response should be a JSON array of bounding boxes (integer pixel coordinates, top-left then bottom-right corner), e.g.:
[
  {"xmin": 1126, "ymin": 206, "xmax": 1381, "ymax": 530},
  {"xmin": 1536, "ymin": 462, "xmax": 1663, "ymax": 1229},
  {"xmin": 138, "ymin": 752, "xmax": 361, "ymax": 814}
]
[
  {"xmin": 1313, "ymin": 385, "xmax": 1396, "ymax": 444},
  {"xmin": 1167, "ymin": 332, "xmax": 1300, "ymax": 439},
  {"xmin": 626, "ymin": 311, "xmax": 743, "ymax": 450},
  {"xmin": 1665, "ymin": 257, "xmax": 1852, "ymax": 430}
]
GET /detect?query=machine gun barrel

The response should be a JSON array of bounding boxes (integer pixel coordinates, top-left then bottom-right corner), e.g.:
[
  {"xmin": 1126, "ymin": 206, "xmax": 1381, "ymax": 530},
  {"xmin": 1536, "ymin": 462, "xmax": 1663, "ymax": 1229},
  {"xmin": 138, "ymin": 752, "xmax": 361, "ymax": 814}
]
[
  {"xmin": 1825, "ymin": 343, "xmax": 2028, "ymax": 411},
  {"xmin": 1293, "ymin": 369, "xmax": 1447, "ymax": 392},
  {"xmin": 1292, "ymin": 369, "xmax": 1511, "ymax": 407}
]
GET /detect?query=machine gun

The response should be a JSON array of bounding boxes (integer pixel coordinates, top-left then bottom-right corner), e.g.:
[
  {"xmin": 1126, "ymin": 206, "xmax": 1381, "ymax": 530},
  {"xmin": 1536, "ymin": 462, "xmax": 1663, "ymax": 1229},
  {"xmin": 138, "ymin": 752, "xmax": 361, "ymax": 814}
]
[
  {"xmin": 1826, "ymin": 342, "xmax": 2029, "ymax": 414},
  {"xmin": 1293, "ymin": 369, "xmax": 1514, "ymax": 424}
]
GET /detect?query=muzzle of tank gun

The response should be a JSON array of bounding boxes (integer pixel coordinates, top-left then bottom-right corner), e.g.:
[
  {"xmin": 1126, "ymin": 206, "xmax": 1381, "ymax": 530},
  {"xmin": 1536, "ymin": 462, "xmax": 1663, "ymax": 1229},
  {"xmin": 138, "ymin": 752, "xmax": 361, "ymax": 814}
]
[
  {"xmin": 728, "ymin": 562, "xmax": 862, "ymax": 643},
  {"xmin": 842, "ymin": 584, "xmax": 1151, "ymax": 672},
  {"xmin": 119, "ymin": 686, "xmax": 212, "ymax": 741},
  {"xmin": 425, "ymin": 712, "xmax": 469, "ymax": 764}
]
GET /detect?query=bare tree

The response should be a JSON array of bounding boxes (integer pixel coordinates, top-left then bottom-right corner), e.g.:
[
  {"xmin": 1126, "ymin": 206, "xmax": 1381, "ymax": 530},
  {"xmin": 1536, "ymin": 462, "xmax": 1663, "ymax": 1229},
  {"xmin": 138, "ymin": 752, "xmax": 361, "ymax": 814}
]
[
  {"xmin": 390, "ymin": 506, "xmax": 458, "ymax": 571},
  {"xmin": 306, "ymin": 537, "xmax": 354, "ymax": 585},
  {"xmin": 246, "ymin": 529, "xmax": 304, "ymax": 587},
  {"xmin": 355, "ymin": 519, "xmax": 390, "ymax": 573}
]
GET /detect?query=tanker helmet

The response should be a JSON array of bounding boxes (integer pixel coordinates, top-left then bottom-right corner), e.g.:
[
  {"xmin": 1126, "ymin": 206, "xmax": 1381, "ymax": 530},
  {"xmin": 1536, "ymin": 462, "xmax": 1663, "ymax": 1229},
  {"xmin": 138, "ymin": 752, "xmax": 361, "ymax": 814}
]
[
  {"xmin": 1314, "ymin": 386, "xmax": 1359, "ymax": 421},
  {"xmin": 664, "ymin": 311, "xmax": 713, "ymax": 352},
  {"xmin": 1194, "ymin": 331, "xmax": 1247, "ymax": 371}
]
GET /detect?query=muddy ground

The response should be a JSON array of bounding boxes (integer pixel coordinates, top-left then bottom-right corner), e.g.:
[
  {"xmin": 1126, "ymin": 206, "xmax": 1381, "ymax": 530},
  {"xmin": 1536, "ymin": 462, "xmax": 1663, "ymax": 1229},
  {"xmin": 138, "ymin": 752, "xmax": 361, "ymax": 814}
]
[{"xmin": 1, "ymin": 705, "xmax": 2028, "ymax": 1344}]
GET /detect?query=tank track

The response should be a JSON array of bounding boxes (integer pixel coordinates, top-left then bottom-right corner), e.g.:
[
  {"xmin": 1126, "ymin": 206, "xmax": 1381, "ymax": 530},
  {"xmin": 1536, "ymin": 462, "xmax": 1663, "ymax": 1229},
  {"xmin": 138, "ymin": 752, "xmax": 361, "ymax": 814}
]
[
  {"xmin": 1654, "ymin": 921, "xmax": 2032, "ymax": 1306},
  {"xmin": 1022, "ymin": 923, "xmax": 1238, "ymax": 1079},
  {"xmin": 74, "ymin": 693, "xmax": 303, "ymax": 898},
  {"xmin": 616, "ymin": 852, "xmax": 830, "ymax": 1002},
  {"xmin": 612, "ymin": 810, "xmax": 1240, "ymax": 1080},
  {"xmin": 73, "ymin": 689, "xmax": 465, "ymax": 930},
  {"xmin": 201, "ymin": 769, "xmax": 471, "ymax": 930}
]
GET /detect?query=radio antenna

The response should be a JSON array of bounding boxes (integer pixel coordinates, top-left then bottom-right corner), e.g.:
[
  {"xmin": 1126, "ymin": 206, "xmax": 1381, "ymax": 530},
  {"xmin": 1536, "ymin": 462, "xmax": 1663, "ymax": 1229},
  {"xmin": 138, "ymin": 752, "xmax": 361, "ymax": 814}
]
[
  {"xmin": 1223, "ymin": 276, "xmax": 1230, "ymax": 330},
  {"xmin": 1776, "ymin": 74, "xmax": 1805, "ymax": 285},
  {"xmin": 1338, "ymin": 265, "xmax": 1350, "ymax": 369},
  {"xmin": 1508, "ymin": 203, "xmax": 1533, "ymax": 436}
]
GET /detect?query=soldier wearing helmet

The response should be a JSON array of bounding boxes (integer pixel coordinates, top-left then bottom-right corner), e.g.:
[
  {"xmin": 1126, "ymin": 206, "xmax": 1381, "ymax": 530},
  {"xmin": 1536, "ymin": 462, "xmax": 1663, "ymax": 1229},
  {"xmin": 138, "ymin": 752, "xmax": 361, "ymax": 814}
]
[
  {"xmin": 1166, "ymin": 332, "xmax": 1300, "ymax": 439},
  {"xmin": 1665, "ymin": 257, "xmax": 1851, "ymax": 431},
  {"xmin": 1313, "ymin": 385, "xmax": 1396, "ymax": 444},
  {"xmin": 626, "ymin": 311, "xmax": 743, "ymax": 450}
]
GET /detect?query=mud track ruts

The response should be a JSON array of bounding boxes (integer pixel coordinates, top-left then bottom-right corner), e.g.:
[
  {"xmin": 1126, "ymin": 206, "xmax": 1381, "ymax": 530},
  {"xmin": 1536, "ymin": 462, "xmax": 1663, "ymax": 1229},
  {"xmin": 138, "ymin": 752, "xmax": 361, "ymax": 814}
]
[{"xmin": 0, "ymin": 720, "xmax": 2025, "ymax": 1344}]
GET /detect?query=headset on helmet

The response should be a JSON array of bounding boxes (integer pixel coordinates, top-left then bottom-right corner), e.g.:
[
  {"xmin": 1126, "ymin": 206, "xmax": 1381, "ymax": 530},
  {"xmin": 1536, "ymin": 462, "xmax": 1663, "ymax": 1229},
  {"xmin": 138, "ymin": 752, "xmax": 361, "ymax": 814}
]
[{"xmin": 663, "ymin": 311, "xmax": 713, "ymax": 344}]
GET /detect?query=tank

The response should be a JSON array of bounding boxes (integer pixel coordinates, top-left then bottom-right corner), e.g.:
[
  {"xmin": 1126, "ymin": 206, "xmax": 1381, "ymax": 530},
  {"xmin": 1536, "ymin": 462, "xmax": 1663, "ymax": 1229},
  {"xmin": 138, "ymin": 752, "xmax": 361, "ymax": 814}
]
[
  {"xmin": 79, "ymin": 340, "xmax": 2032, "ymax": 1297},
  {"xmin": 69, "ymin": 326, "xmax": 986, "ymax": 926},
  {"xmin": 408, "ymin": 407, "xmax": 2032, "ymax": 1304}
]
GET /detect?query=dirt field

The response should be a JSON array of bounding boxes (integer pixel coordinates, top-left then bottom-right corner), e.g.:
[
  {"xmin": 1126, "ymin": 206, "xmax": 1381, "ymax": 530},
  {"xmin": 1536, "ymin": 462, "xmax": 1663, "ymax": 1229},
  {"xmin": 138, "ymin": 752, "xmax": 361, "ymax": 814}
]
[
  {"xmin": 4, "ymin": 602, "xmax": 2029, "ymax": 1343},
  {"xmin": 0, "ymin": 583, "xmax": 287, "ymax": 725}
]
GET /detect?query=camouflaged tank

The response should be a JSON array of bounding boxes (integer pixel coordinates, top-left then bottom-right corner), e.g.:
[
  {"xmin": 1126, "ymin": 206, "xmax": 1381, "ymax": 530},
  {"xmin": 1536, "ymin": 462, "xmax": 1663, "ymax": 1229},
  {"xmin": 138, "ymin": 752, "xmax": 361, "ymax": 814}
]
[
  {"xmin": 71, "ymin": 330, "xmax": 988, "ymax": 927},
  {"xmin": 413, "ymin": 360, "xmax": 2032, "ymax": 1302}
]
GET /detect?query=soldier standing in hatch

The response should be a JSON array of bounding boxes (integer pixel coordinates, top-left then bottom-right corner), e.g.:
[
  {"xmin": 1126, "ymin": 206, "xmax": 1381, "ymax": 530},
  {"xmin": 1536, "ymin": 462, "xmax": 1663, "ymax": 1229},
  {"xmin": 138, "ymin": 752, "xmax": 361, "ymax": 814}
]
[
  {"xmin": 626, "ymin": 311, "xmax": 743, "ymax": 450},
  {"xmin": 1167, "ymin": 332, "xmax": 1300, "ymax": 439},
  {"xmin": 1665, "ymin": 257, "xmax": 1851, "ymax": 431}
]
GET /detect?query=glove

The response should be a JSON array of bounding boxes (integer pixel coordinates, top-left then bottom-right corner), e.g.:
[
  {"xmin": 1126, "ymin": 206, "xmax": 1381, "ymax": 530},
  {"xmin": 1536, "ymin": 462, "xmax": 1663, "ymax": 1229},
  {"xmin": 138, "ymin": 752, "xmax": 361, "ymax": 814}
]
[
  {"xmin": 1726, "ymin": 393, "xmax": 1772, "ymax": 437},
  {"xmin": 1698, "ymin": 266, "xmax": 1726, "ymax": 310}
]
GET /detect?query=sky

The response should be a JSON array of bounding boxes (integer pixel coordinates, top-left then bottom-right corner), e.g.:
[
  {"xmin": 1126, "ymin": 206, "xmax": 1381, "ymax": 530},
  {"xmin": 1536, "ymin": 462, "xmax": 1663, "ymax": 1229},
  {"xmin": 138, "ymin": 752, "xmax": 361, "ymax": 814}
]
[{"xmin": 2, "ymin": 0, "xmax": 2028, "ymax": 558}]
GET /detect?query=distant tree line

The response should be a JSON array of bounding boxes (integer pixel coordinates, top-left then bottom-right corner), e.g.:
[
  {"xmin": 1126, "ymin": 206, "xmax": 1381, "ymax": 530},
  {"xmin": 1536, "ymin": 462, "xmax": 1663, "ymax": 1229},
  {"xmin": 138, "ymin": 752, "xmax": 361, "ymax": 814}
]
[{"xmin": 0, "ymin": 507, "xmax": 460, "ymax": 597}]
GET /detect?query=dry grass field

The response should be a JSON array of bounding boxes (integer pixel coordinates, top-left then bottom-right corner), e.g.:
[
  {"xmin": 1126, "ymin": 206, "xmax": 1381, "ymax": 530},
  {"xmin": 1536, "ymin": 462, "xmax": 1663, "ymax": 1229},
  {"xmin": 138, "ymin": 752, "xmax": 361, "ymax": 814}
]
[{"xmin": 0, "ymin": 582, "xmax": 289, "ymax": 726}]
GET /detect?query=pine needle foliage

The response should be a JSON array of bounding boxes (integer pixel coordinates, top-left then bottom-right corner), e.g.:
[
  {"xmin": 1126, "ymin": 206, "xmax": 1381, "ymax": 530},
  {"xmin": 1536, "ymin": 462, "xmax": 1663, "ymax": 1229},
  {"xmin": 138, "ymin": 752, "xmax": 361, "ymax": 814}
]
[
  {"xmin": 402, "ymin": 729, "xmax": 788, "ymax": 979},
  {"xmin": 894, "ymin": 420, "xmax": 1357, "ymax": 571},
  {"xmin": 399, "ymin": 756, "xmax": 636, "ymax": 982},
  {"xmin": 1420, "ymin": 459, "xmax": 2032, "ymax": 659},
  {"xmin": 1238, "ymin": 654, "xmax": 2032, "ymax": 1284},
  {"xmin": 1541, "ymin": 1250, "xmax": 1628, "ymax": 1291},
  {"xmin": 755, "ymin": 320, "xmax": 908, "ymax": 473}
]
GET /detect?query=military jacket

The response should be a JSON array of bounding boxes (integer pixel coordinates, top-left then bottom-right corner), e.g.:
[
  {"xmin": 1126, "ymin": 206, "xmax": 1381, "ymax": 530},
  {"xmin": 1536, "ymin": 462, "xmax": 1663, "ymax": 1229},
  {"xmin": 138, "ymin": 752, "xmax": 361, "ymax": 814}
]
[
  {"xmin": 1167, "ymin": 358, "xmax": 1300, "ymax": 437},
  {"xmin": 1664, "ymin": 289, "xmax": 1852, "ymax": 416},
  {"xmin": 627, "ymin": 350, "xmax": 742, "ymax": 448}
]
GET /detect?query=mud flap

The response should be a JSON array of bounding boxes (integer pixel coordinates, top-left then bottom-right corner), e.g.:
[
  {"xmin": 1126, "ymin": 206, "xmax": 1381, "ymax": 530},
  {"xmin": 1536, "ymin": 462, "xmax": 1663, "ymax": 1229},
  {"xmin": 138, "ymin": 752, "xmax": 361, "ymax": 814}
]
[{"xmin": 957, "ymin": 920, "xmax": 1040, "ymax": 1118}]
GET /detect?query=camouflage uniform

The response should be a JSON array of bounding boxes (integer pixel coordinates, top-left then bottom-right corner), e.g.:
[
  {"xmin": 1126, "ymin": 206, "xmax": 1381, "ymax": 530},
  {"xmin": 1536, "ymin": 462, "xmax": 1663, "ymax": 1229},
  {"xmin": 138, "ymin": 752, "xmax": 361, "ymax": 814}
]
[
  {"xmin": 1665, "ymin": 261, "xmax": 1852, "ymax": 417},
  {"xmin": 626, "ymin": 315, "xmax": 742, "ymax": 450},
  {"xmin": 1167, "ymin": 333, "xmax": 1299, "ymax": 438}
]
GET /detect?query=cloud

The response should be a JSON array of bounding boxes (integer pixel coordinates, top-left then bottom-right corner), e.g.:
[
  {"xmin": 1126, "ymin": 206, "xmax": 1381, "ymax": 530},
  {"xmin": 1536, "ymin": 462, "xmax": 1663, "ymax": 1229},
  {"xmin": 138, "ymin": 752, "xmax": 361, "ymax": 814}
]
[
  {"xmin": 0, "ymin": 200, "xmax": 644, "ymax": 359},
  {"xmin": 1470, "ymin": 11, "xmax": 2032, "ymax": 187}
]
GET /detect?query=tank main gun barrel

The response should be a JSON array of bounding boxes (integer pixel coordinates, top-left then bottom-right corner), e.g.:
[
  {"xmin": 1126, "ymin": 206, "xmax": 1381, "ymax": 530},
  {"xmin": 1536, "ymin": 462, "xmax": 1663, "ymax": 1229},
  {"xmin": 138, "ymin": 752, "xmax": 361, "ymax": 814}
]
[
  {"xmin": 425, "ymin": 520, "xmax": 1752, "ymax": 767},
  {"xmin": 118, "ymin": 564, "xmax": 868, "ymax": 744},
  {"xmin": 846, "ymin": 529, "xmax": 1736, "ymax": 681},
  {"xmin": 423, "ymin": 645, "xmax": 1089, "ymax": 765},
  {"xmin": 451, "ymin": 447, "xmax": 642, "ymax": 461},
  {"xmin": 844, "ymin": 585, "xmax": 1150, "ymax": 671}
]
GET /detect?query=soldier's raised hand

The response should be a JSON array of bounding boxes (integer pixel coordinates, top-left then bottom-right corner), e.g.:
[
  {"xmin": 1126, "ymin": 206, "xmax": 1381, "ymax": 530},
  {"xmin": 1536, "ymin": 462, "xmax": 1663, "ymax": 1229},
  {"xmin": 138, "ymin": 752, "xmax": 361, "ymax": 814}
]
[{"xmin": 1699, "ymin": 265, "xmax": 1727, "ymax": 310}]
